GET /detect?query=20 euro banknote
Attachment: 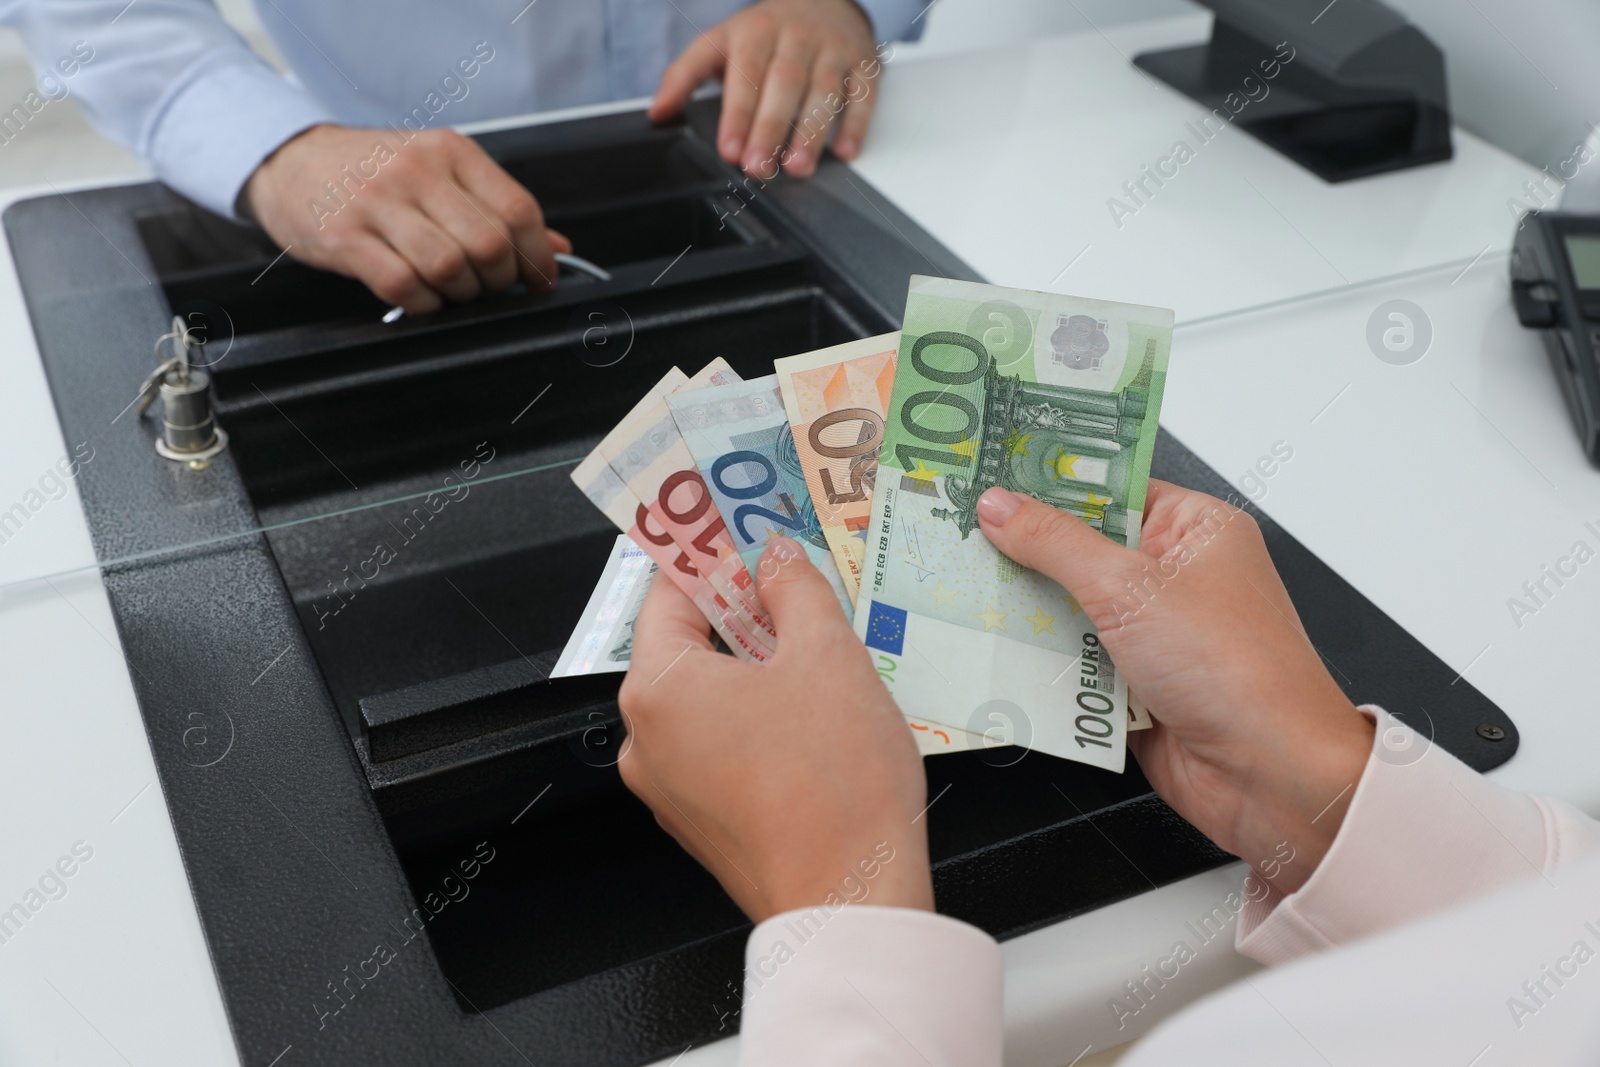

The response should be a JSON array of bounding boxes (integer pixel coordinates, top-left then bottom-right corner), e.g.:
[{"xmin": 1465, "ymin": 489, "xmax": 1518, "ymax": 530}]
[{"xmin": 667, "ymin": 374, "xmax": 855, "ymax": 620}]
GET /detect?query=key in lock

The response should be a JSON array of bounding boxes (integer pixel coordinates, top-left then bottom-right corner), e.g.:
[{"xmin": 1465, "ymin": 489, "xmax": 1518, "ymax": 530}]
[{"xmin": 137, "ymin": 315, "xmax": 229, "ymax": 463}]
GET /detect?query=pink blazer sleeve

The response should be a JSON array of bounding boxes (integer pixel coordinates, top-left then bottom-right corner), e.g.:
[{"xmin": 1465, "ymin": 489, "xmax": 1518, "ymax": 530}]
[
  {"xmin": 1236, "ymin": 706, "xmax": 1600, "ymax": 964},
  {"xmin": 735, "ymin": 705, "xmax": 1600, "ymax": 1065},
  {"xmin": 737, "ymin": 904, "xmax": 1004, "ymax": 1066}
]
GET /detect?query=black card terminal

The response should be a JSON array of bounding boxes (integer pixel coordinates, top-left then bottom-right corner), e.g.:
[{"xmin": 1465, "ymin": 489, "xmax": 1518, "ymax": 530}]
[{"xmin": 1512, "ymin": 211, "xmax": 1600, "ymax": 465}]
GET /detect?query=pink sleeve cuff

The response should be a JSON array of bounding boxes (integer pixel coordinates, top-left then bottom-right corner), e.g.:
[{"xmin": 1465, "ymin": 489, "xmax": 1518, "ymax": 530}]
[
  {"xmin": 738, "ymin": 904, "xmax": 1003, "ymax": 1066},
  {"xmin": 1237, "ymin": 705, "xmax": 1599, "ymax": 965}
]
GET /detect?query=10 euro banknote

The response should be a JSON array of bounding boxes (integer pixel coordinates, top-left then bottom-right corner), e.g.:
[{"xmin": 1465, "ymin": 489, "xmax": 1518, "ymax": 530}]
[
  {"xmin": 573, "ymin": 361, "xmax": 779, "ymax": 662},
  {"xmin": 853, "ymin": 277, "xmax": 1172, "ymax": 771}
]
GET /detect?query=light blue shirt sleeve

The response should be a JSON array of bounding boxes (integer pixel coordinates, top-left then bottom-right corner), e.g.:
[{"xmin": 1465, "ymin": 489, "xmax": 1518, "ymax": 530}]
[
  {"xmin": 7, "ymin": 0, "xmax": 925, "ymax": 221},
  {"xmin": 11, "ymin": 0, "xmax": 336, "ymax": 218},
  {"xmin": 851, "ymin": 0, "xmax": 928, "ymax": 43}
]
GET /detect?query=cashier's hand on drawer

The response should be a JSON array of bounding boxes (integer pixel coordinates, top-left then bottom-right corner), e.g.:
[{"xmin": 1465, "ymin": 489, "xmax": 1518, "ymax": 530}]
[
  {"xmin": 243, "ymin": 124, "xmax": 572, "ymax": 316},
  {"xmin": 617, "ymin": 537, "xmax": 935, "ymax": 924},
  {"xmin": 649, "ymin": 0, "xmax": 879, "ymax": 178},
  {"xmin": 978, "ymin": 481, "xmax": 1375, "ymax": 894}
]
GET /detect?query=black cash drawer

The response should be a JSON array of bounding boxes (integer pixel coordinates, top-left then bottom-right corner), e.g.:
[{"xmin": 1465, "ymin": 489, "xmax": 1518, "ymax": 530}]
[{"xmin": 4, "ymin": 100, "xmax": 1518, "ymax": 1065}]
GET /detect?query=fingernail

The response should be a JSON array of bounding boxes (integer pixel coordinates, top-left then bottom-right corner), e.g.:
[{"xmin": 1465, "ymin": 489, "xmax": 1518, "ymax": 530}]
[
  {"xmin": 724, "ymin": 135, "xmax": 743, "ymax": 158},
  {"xmin": 834, "ymin": 137, "xmax": 856, "ymax": 158},
  {"xmin": 977, "ymin": 487, "xmax": 1023, "ymax": 527},
  {"xmin": 768, "ymin": 536, "xmax": 802, "ymax": 563}
]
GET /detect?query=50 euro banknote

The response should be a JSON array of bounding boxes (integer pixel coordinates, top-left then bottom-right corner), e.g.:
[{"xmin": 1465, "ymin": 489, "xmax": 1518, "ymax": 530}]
[
  {"xmin": 853, "ymin": 278, "xmax": 1172, "ymax": 771},
  {"xmin": 772, "ymin": 333, "xmax": 900, "ymax": 604}
]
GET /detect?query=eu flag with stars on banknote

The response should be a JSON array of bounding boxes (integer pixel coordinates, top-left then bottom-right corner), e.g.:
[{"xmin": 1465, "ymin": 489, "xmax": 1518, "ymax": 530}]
[{"xmin": 864, "ymin": 602, "xmax": 907, "ymax": 656}]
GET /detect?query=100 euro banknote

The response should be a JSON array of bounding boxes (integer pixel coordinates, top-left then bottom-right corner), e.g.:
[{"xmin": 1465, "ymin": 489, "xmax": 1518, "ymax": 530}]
[
  {"xmin": 773, "ymin": 333, "xmax": 900, "ymax": 604},
  {"xmin": 853, "ymin": 277, "xmax": 1173, "ymax": 771}
]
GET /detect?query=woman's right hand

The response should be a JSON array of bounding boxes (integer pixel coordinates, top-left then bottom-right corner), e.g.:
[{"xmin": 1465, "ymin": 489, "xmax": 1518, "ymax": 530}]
[{"xmin": 977, "ymin": 480, "xmax": 1374, "ymax": 894}]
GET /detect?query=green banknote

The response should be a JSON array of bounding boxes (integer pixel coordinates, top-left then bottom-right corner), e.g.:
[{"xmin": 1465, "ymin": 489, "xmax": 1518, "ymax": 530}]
[{"xmin": 853, "ymin": 277, "xmax": 1172, "ymax": 771}]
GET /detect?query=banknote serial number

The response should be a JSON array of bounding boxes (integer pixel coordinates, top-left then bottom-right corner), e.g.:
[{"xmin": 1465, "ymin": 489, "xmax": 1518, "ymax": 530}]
[{"xmin": 1075, "ymin": 634, "xmax": 1116, "ymax": 750}]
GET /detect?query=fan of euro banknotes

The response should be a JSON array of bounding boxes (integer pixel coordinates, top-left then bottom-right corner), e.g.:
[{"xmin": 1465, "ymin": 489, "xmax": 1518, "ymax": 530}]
[{"xmin": 559, "ymin": 277, "xmax": 1172, "ymax": 771}]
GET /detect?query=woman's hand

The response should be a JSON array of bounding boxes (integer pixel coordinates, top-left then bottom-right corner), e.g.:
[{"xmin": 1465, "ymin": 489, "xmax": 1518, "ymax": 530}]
[
  {"xmin": 978, "ymin": 481, "xmax": 1374, "ymax": 893},
  {"xmin": 617, "ymin": 538, "xmax": 934, "ymax": 923}
]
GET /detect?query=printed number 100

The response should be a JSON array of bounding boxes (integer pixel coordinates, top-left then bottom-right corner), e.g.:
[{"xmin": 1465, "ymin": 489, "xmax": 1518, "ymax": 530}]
[
  {"xmin": 1074, "ymin": 690, "xmax": 1115, "ymax": 750},
  {"xmin": 894, "ymin": 331, "xmax": 990, "ymax": 473}
]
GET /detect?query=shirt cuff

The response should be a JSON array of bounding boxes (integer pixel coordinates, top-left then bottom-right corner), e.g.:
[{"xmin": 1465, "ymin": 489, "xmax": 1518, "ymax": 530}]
[
  {"xmin": 143, "ymin": 52, "xmax": 337, "ymax": 219},
  {"xmin": 1236, "ymin": 705, "xmax": 1565, "ymax": 965},
  {"xmin": 851, "ymin": 0, "xmax": 929, "ymax": 42},
  {"xmin": 739, "ymin": 904, "xmax": 1002, "ymax": 1066}
]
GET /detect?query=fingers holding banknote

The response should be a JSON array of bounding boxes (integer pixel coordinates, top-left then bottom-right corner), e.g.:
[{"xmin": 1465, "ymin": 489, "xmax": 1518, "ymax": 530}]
[
  {"xmin": 618, "ymin": 537, "xmax": 934, "ymax": 923},
  {"xmin": 977, "ymin": 480, "xmax": 1373, "ymax": 892}
]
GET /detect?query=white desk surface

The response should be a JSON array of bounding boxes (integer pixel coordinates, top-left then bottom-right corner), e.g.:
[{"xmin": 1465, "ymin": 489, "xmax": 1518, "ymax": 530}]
[
  {"xmin": 0, "ymin": 14, "xmax": 1588, "ymax": 1067},
  {"xmin": 856, "ymin": 15, "xmax": 1540, "ymax": 324}
]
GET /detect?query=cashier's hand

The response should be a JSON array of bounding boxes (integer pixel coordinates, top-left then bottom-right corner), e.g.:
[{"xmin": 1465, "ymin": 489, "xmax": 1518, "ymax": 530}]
[
  {"xmin": 978, "ymin": 481, "xmax": 1375, "ymax": 894},
  {"xmin": 243, "ymin": 124, "xmax": 572, "ymax": 316},
  {"xmin": 649, "ymin": 0, "xmax": 879, "ymax": 177},
  {"xmin": 617, "ymin": 538, "xmax": 934, "ymax": 924}
]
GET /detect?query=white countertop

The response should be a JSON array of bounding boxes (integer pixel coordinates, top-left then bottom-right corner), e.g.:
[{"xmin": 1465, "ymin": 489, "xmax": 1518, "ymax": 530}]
[
  {"xmin": 856, "ymin": 14, "xmax": 1539, "ymax": 324},
  {"xmin": 0, "ymin": 12, "xmax": 1590, "ymax": 1067}
]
